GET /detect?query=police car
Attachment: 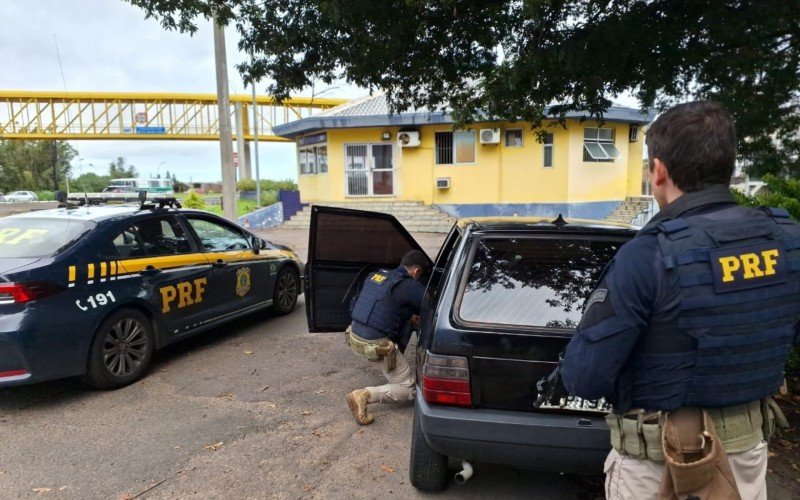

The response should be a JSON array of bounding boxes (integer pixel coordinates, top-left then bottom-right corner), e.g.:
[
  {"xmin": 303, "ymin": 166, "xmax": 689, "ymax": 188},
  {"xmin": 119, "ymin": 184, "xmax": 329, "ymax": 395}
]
[{"xmin": 0, "ymin": 197, "xmax": 303, "ymax": 388}]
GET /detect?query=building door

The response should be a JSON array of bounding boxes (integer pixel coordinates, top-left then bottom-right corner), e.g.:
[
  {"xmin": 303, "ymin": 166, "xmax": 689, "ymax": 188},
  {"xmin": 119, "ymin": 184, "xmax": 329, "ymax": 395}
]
[{"xmin": 345, "ymin": 144, "xmax": 394, "ymax": 196}]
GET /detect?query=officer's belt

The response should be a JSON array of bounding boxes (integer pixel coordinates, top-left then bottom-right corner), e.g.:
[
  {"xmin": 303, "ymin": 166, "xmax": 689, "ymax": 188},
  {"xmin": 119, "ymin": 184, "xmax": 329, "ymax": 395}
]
[
  {"xmin": 606, "ymin": 398, "xmax": 787, "ymax": 462},
  {"xmin": 345, "ymin": 326, "xmax": 393, "ymax": 362}
]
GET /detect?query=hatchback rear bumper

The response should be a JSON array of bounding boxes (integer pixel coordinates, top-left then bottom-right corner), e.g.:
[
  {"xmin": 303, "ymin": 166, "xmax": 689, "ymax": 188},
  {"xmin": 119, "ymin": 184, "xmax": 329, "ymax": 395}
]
[{"xmin": 416, "ymin": 394, "xmax": 611, "ymax": 474}]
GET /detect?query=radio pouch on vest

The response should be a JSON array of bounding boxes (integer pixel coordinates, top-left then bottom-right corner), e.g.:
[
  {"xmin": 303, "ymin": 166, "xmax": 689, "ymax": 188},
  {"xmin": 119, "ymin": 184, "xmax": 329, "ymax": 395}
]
[{"xmin": 658, "ymin": 408, "xmax": 740, "ymax": 500}]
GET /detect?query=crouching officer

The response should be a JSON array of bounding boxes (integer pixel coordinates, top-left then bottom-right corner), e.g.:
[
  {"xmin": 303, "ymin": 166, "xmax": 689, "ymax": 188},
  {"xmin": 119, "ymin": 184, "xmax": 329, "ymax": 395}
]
[
  {"xmin": 558, "ymin": 101, "xmax": 797, "ymax": 499},
  {"xmin": 344, "ymin": 250, "xmax": 428, "ymax": 425}
]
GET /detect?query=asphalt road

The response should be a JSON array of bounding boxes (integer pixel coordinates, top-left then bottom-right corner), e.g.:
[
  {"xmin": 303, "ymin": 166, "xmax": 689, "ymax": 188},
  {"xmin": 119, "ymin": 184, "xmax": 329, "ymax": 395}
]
[{"xmin": 1, "ymin": 227, "xmax": 794, "ymax": 499}]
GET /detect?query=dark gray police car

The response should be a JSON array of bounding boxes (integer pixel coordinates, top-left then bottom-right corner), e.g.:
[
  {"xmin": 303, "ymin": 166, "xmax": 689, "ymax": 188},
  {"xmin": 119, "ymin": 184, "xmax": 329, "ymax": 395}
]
[
  {"xmin": 0, "ymin": 198, "xmax": 302, "ymax": 389},
  {"xmin": 304, "ymin": 206, "xmax": 636, "ymax": 491}
]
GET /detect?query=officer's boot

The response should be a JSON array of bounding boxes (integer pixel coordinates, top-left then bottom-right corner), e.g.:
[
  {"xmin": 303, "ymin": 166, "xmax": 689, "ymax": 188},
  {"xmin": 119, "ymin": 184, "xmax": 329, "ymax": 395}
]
[{"xmin": 346, "ymin": 388, "xmax": 374, "ymax": 425}]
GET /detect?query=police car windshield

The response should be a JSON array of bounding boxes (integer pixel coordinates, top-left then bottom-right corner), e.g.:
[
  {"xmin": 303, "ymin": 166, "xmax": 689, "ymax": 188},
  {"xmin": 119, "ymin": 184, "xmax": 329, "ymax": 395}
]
[
  {"xmin": 0, "ymin": 218, "xmax": 94, "ymax": 258},
  {"xmin": 458, "ymin": 236, "xmax": 623, "ymax": 329}
]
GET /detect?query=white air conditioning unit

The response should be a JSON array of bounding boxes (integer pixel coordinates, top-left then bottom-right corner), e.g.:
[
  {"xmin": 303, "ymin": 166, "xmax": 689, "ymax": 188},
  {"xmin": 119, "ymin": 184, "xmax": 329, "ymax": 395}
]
[
  {"xmin": 480, "ymin": 128, "xmax": 501, "ymax": 144},
  {"xmin": 436, "ymin": 177, "xmax": 451, "ymax": 189},
  {"xmin": 397, "ymin": 131, "xmax": 420, "ymax": 147}
]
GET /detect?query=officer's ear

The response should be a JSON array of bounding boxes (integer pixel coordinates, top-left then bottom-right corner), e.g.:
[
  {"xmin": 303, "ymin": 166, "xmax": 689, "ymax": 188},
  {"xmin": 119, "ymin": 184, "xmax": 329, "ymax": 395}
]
[{"xmin": 651, "ymin": 158, "xmax": 670, "ymax": 188}]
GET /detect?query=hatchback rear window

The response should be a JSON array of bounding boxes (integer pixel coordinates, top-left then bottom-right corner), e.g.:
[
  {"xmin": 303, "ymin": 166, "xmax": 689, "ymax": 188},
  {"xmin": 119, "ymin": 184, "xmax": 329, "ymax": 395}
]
[
  {"xmin": 457, "ymin": 236, "xmax": 623, "ymax": 328},
  {"xmin": 0, "ymin": 218, "xmax": 94, "ymax": 257}
]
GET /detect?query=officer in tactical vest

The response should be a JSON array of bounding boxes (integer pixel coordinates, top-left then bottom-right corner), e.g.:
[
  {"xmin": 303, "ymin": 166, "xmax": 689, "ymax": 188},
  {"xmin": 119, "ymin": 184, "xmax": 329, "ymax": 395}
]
[
  {"xmin": 557, "ymin": 101, "xmax": 797, "ymax": 499},
  {"xmin": 344, "ymin": 250, "xmax": 428, "ymax": 425}
]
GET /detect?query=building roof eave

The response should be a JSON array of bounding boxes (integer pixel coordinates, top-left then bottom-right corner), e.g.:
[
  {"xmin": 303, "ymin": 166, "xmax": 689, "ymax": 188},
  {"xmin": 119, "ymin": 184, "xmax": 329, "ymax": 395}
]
[{"xmin": 272, "ymin": 103, "xmax": 655, "ymax": 139}]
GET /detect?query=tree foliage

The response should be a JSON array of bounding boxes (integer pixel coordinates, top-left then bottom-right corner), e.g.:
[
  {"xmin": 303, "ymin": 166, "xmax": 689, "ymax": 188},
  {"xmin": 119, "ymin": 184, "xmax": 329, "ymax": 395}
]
[
  {"xmin": 0, "ymin": 140, "xmax": 76, "ymax": 192},
  {"xmin": 108, "ymin": 157, "xmax": 138, "ymax": 179},
  {"xmin": 128, "ymin": 0, "xmax": 800, "ymax": 176}
]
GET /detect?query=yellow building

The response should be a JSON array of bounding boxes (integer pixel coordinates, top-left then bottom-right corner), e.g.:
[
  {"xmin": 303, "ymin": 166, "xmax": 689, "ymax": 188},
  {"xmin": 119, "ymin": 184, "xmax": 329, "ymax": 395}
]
[{"xmin": 273, "ymin": 94, "xmax": 653, "ymax": 219}]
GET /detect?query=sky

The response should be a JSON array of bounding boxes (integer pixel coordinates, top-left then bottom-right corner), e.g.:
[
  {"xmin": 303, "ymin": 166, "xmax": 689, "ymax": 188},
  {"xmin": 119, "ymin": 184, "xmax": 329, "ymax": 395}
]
[{"xmin": 0, "ymin": 0, "xmax": 363, "ymax": 183}]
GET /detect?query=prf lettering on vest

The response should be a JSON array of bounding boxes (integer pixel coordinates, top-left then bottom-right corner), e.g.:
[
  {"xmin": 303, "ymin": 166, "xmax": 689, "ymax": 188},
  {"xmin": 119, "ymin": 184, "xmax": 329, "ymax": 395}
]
[
  {"xmin": 718, "ymin": 248, "xmax": 780, "ymax": 282},
  {"xmin": 160, "ymin": 278, "xmax": 207, "ymax": 313}
]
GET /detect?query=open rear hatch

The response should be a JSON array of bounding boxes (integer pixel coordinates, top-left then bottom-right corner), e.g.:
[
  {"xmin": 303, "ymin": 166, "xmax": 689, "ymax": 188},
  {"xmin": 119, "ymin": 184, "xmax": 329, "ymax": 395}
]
[
  {"xmin": 304, "ymin": 205, "xmax": 433, "ymax": 332},
  {"xmin": 431, "ymin": 231, "xmax": 632, "ymax": 414}
]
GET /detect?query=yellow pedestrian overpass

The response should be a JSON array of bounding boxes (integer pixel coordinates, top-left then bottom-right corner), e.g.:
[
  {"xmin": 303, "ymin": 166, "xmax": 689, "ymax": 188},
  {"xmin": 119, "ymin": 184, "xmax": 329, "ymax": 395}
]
[{"xmin": 0, "ymin": 90, "xmax": 346, "ymax": 142}]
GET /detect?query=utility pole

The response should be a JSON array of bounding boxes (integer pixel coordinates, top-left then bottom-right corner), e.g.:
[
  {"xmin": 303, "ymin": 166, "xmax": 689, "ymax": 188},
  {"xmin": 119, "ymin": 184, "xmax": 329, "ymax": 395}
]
[
  {"xmin": 251, "ymin": 79, "xmax": 261, "ymax": 207},
  {"xmin": 51, "ymin": 141, "xmax": 58, "ymax": 191},
  {"xmin": 213, "ymin": 15, "xmax": 237, "ymax": 222}
]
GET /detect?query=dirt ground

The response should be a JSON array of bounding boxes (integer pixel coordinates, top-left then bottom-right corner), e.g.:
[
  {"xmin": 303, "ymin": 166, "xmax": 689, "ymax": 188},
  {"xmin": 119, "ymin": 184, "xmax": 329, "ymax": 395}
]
[{"xmin": 769, "ymin": 376, "xmax": 800, "ymax": 495}]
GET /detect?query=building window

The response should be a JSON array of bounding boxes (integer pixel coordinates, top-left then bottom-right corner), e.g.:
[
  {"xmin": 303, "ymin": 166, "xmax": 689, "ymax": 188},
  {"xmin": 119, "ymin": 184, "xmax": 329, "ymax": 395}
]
[
  {"xmin": 505, "ymin": 129, "xmax": 523, "ymax": 147},
  {"xmin": 583, "ymin": 128, "xmax": 621, "ymax": 162},
  {"xmin": 298, "ymin": 145, "xmax": 328, "ymax": 174},
  {"xmin": 435, "ymin": 130, "xmax": 475, "ymax": 165},
  {"xmin": 543, "ymin": 132, "xmax": 554, "ymax": 168}
]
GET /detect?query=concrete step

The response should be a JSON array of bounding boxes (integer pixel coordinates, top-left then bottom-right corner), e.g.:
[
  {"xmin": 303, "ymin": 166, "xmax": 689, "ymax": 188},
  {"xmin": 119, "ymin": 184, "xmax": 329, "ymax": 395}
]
[{"xmin": 283, "ymin": 200, "xmax": 455, "ymax": 232}]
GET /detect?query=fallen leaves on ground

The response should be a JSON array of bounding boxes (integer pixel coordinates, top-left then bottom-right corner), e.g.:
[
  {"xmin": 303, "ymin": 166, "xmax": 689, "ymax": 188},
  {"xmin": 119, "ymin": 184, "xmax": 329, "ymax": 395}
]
[
  {"xmin": 301, "ymin": 410, "xmax": 312, "ymax": 416},
  {"xmin": 768, "ymin": 451, "xmax": 777, "ymax": 458},
  {"xmin": 312, "ymin": 429, "xmax": 322, "ymax": 437},
  {"xmin": 119, "ymin": 494, "xmax": 135, "ymax": 500},
  {"xmin": 260, "ymin": 385, "xmax": 270, "ymax": 392},
  {"xmin": 243, "ymin": 350, "xmax": 254, "ymax": 355},
  {"xmin": 381, "ymin": 464, "xmax": 395, "ymax": 473},
  {"xmin": 32, "ymin": 487, "xmax": 53, "ymax": 493},
  {"xmin": 204, "ymin": 441, "xmax": 224, "ymax": 451},
  {"xmin": 215, "ymin": 392, "xmax": 235, "ymax": 399},
  {"xmin": 301, "ymin": 484, "xmax": 313, "ymax": 492},
  {"xmin": 314, "ymin": 389, "xmax": 326, "ymax": 394}
]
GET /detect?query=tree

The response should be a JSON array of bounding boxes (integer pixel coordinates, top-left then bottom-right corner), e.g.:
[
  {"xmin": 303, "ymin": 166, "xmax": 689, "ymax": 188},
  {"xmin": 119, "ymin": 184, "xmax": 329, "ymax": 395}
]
[
  {"xmin": 108, "ymin": 157, "xmax": 138, "ymax": 178},
  {"xmin": 128, "ymin": 0, "xmax": 800, "ymax": 176},
  {"xmin": 0, "ymin": 140, "xmax": 76, "ymax": 192},
  {"xmin": 72, "ymin": 172, "xmax": 111, "ymax": 193}
]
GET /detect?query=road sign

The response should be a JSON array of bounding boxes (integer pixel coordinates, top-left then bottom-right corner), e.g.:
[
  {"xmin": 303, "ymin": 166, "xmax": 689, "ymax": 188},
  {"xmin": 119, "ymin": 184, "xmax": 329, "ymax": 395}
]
[
  {"xmin": 134, "ymin": 112, "xmax": 147, "ymax": 124},
  {"xmin": 136, "ymin": 126, "xmax": 166, "ymax": 134}
]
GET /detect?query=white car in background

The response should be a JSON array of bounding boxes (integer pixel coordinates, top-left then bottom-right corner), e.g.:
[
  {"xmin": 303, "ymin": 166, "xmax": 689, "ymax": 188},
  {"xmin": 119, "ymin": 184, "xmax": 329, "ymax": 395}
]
[{"xmin": 3, "ymin": 191, "xmax": 39, "ymax": 202}]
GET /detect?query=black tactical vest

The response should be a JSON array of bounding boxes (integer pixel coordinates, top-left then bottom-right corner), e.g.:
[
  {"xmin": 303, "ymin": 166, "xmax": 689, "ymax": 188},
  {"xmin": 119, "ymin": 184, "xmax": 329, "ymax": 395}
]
[
  {"xmin": 351, "ymin": 269, "xmax": 408, "ymax": 337},
  {"xmin": 628, "ymin": 206, "xmax": 800, "ymax": 410}
]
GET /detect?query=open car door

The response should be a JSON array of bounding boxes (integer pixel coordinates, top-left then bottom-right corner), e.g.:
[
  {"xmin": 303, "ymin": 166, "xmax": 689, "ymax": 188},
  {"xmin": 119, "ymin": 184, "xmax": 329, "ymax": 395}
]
[{"xmin": 305, "ymin": 205, "xmax": 434, "ymax": 332}]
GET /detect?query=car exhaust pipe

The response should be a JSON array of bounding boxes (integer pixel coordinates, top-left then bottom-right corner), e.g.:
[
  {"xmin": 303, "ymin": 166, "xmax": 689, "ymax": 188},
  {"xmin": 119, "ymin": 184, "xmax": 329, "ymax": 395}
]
[{"xmin": 454, "ymin": 460, "xmax": 473, "ymax": 485}]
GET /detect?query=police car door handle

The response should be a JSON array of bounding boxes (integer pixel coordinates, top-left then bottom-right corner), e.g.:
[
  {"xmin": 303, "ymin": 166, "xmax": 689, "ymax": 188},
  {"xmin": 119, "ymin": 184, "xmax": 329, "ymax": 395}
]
[
  {"xmin": 213, "ymin": 259, "xmax": 228, "ymax": 268},
  {"xmin": 141, "ymin": 265, "xmax": 162, "ymax": 275}
]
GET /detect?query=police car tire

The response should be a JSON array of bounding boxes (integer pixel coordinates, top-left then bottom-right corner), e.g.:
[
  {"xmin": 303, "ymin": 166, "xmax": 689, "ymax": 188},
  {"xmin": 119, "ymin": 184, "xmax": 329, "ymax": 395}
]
[
  {"xmin": 272, "ymin": 266, "xmax": 299, "ymax": 315},
  {"xmin": 409, "ymin": 404, "xmax": 448, "ymax": 491},
  {"xmin": 82, "ymin": 308, "xmax": 155, "ymax": 389}
]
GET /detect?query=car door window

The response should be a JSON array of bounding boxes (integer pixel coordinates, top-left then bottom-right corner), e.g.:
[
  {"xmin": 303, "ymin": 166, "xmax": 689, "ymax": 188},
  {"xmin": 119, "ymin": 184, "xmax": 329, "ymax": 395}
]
[
  {"xmin": 428, "ymin": 226, "xmax": 462, "ymax": 301},
  {"xmin": 107, "ymin": 216, "xmax": 191, "ymax": 258},
  {"xmin": 186, "ymin": 217, "xmax": 249, "ymax": 252}
]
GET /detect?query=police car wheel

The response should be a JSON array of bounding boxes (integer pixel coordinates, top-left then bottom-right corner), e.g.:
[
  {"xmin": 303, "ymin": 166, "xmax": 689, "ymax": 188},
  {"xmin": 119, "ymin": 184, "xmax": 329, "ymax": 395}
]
[
  {"xmin": 82, "ymin": 309, "xmax": 154, "ymax": 389},
  {"xmin": 272, "ymin": 267, "xmax": 299, "ymax": 315},
  {"xmin": 409, "ymin": 404, "xmax": 448, "ymax": 491}
]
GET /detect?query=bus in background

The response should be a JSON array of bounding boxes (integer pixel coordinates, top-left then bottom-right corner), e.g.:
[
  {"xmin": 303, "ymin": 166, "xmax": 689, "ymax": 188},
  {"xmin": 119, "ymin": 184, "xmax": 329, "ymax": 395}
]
[{"xmin": 103, "ymin": 178, "xmax": 174, "ymax": 194}]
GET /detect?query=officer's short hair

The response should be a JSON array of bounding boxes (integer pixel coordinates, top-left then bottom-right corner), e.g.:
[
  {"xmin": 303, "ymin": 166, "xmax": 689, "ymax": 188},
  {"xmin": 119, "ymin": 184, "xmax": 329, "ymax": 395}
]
[
  {"xmin": 645, "ymin": 100, "xmax": 736, "ymax": 192},
  {"xmin": 401, "ymin": 250, "xmax": 428, "ymax": 271}
]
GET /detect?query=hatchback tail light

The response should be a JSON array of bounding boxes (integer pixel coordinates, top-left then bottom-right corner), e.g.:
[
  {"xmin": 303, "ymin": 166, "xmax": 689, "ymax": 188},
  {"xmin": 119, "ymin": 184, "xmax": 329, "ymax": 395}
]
[
  {"xmin": 0, "ymin": 283, "xmax": 35, "ymax": 304},
  {"xmin": 421, "ymin": 352, "xmax": 472, "ymax": 408}
]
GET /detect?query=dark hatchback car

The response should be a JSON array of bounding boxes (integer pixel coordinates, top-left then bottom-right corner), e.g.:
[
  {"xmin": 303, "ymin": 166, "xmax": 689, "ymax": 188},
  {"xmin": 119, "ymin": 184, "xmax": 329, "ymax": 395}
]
[
  {"xmin": 304, "ymin": 206, "xmax": 637, "ymax": 491},
  {"xmin": 0, "ymin": 202, "xmax": 302, "ymax": 389}
]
